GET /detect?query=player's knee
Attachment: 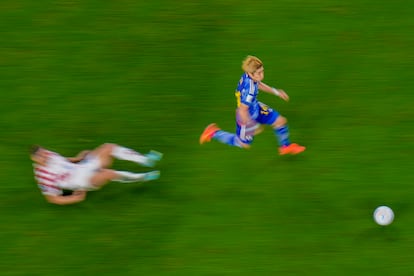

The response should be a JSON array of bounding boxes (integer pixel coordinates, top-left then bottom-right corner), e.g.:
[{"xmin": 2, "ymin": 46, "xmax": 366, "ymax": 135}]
[
  {"xmin": 102, "ymin": 143, "xmax": 116, "ymax": 152},
  {"xmin": 273, "ymin": 116, "xmax": 287, "ymax": 128},
  {"xmin": 236, "ymin": 136, "xmax": 252, "ymax": 149}
]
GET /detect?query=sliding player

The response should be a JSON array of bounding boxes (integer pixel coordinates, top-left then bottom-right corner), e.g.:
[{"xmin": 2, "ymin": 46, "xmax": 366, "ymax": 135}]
[{"xmin": 31, "ymin": 143, "xmax": 162, "ymax": 205}]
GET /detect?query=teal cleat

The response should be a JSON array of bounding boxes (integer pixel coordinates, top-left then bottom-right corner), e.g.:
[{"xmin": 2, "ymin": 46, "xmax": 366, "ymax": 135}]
[
  {"xmin": 147, "ymin": 150, "xmax": 163, "ymax": 161},
  {"xmin": 143, "ymin": 150, "xmax": 163, "ymax": 167},
  {"xmin": 144, "ymin": 170, "xmax": 160, "ymax": 181}
]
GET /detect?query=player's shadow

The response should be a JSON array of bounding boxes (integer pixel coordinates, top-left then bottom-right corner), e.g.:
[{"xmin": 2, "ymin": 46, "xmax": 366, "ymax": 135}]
[
  {"xmin": 104, "ymin": 183, "xmax": 155, "ymax": 198},
  {"xmin": 356, "ymin": 225, "xmax": 401, "ymax": 243}
]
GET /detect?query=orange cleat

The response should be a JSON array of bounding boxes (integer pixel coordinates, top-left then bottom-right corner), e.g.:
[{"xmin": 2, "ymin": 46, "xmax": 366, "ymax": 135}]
[
  {"xmin": 279, "ymin": 143, "xmax": 306, "ymax": 155},
  {"xmin": 200, "ymin": 123, "xmax": 221, "ymax": 144}
]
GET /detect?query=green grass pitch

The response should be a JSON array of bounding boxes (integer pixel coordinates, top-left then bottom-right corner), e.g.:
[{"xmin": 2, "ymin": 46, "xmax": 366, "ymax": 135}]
[{"xmin": 1, "ymin": 0, "xmax": 413, "ymax": 275}]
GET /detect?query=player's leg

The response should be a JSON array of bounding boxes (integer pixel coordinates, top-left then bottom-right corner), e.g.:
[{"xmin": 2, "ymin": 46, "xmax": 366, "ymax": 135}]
[
  {"xmin": 272, "ymin": 115, "xmax": 290, "ymax": 147},
  {"xmin": 199, "ymin": 123, "xmax": 250, "ymax": 148},
  {"xmin": 272, "ymin": 116, "xmax": 305, "ymax": 155},
  {"xmin": 200, "ymin": 109, "xmax": 255, "ymax": 148},
  {"xmin": 89, "ymin": 169, "xmax": 160, "ymax": 188},
  {"xmin": 257, "ymin": 103, "xmax": 305, "ymax": 155},
  {"xmin": 89, "ymin": 143, "xmax": 162, "ymax": 168},
  {"xmin": 87, "ymin": 143, "xmax": 115, "ymax": 168}
]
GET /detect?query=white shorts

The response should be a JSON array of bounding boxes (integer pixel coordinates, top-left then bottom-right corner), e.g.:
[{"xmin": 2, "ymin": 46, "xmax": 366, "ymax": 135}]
[{"xmin": 65, "ymin": 156, "xmax": 102, "ymax": 191}]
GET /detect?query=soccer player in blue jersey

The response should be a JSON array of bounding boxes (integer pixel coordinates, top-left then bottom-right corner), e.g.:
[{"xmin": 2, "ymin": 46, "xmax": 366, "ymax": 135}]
[{"xmin": 200, "ymin": 55, "xmax": 305, "ymax": 155}]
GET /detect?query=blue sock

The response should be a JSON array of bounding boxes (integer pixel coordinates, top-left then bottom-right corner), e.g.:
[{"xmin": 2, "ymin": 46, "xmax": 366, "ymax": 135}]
[
  {"xmin": 274, "ymin": 125, "xmax": 291, "ymax": 146},
  {"xmin": 213, "ymin": 130, "xmax": 242, "ymax": 148}
]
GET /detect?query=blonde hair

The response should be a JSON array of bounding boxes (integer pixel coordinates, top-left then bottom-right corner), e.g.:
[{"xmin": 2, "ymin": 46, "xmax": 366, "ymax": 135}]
[{"xmin": 242, "ymin": 55, "xmax": 263, "ymax": 73}]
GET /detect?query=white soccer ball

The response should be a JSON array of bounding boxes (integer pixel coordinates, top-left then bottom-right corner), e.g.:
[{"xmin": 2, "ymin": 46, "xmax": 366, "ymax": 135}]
[{"xmin": 373, "ymin": 206, "xmax": 394, "ymax": 226}]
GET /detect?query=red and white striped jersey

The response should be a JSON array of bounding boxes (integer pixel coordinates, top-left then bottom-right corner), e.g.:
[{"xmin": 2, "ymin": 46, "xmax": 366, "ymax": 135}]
[{"xmin": 33, "ymin": 151, "xmax": 76, "ymax": 196}]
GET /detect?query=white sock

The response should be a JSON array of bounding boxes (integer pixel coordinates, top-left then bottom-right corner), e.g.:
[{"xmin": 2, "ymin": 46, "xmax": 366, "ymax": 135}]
[
  {"xmin": 112, "ymin": 145, "xmax": 148, "ymax": 165},
  {"xmin": 113, "ymin": 171, "xmax": 146, "ymax": 183}
]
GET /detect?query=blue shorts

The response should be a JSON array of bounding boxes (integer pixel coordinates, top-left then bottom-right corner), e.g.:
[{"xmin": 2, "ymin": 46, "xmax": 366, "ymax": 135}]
[{"xmin": 236, "ymin": 103, "xmax": 279, "ymax": 144}]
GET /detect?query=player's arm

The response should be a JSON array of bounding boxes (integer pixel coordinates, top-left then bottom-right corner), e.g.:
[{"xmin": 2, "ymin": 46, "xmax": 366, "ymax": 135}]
[
  {"xmin": 67, "ymin": 150, "xmax": 91, "ymax": 163},
  {"xmin": 259, "ymin": 82, "xmax": 289, "ymax": 101},
  {"xmin": 44, "ymin": 191, "xmax": 87, "ymax": 205}
]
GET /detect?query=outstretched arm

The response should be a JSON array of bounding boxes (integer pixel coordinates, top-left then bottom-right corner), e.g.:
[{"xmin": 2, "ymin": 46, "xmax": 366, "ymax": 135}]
[
  {"xmin": 44, "ymin": 191, "xmax": 87, "ymax": 205},
  {"xmin": 67, "ymin": 150, "xmax": 91, "ymax": 163},
  {"xmin": 259, "ymin": 82, "xmax": 289, "ymax": 101}
]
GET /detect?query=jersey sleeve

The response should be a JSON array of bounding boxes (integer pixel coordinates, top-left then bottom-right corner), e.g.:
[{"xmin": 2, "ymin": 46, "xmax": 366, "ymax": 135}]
[{"xmin": 33, "ymin": 164, "xmax": 63, "ymax": 196}]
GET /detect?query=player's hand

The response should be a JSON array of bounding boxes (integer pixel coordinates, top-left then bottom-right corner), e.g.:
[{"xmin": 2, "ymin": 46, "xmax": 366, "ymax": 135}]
[{"xmin": 277, "ymin": 89, "xmax": 289, "ymax": 102}]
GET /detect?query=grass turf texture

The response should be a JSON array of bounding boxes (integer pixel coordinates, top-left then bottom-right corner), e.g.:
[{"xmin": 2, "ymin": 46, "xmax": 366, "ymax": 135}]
[{"xmin": 1, "ymin": 0, "xmax": 414, "ymax": 275}]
